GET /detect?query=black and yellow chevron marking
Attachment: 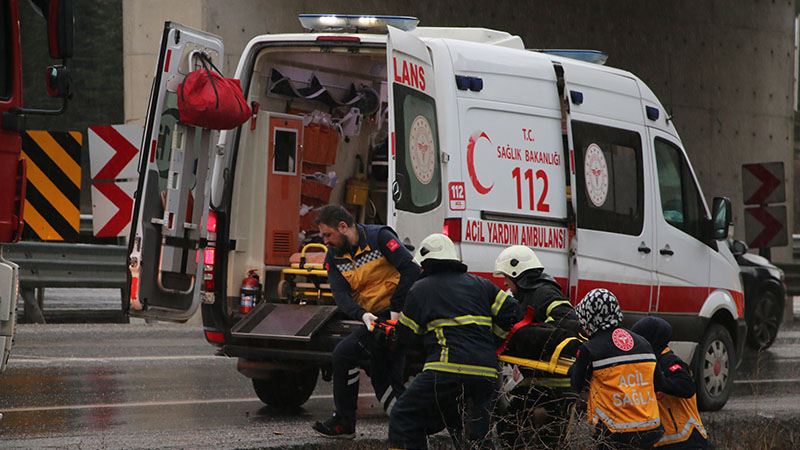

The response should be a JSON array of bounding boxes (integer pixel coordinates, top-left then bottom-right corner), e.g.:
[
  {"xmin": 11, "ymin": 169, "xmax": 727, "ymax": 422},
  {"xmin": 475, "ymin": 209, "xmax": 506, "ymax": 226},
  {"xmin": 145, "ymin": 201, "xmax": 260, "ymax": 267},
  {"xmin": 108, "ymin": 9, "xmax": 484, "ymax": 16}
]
[{"xmin": 20, "ymin": 131, "xmax": 83, "ymax": 241}]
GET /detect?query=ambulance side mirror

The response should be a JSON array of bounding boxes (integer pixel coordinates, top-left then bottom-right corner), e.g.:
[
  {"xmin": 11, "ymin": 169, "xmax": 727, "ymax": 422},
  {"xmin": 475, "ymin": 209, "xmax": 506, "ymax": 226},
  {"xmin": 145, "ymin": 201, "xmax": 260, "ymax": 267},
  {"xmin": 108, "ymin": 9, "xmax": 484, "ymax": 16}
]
[{"xmin": 709, "ymin": 197, "xmax": 732, "ymax": 241}]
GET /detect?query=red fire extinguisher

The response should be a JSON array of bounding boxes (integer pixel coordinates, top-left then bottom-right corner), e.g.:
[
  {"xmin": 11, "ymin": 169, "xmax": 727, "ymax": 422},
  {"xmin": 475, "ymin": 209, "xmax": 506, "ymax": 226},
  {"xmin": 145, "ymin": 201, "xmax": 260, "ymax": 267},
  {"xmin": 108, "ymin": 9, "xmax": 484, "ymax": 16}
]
[{"xmin": 240, "ymin": 269, "xmax": 261, "ymax": 314}]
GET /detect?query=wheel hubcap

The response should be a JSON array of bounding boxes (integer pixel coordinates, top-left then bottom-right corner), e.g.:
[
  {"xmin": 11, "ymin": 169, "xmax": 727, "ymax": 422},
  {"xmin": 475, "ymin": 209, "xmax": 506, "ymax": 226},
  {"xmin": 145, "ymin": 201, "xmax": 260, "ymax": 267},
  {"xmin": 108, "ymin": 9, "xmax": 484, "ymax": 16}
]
[{"xmin": 703, "ymin": 339, "xmax": 729, "ymax": 396}]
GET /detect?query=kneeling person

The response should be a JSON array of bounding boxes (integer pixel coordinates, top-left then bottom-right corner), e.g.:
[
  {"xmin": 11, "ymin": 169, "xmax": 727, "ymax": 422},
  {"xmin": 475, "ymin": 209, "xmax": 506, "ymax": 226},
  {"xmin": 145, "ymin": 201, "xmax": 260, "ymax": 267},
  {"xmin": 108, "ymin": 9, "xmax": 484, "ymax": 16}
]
[
  {"xmin": 570, "ymin": 288, "xmax": 665, "ymax": 449},
  {"xmin": 389, "ymin": 234, "xmax": 519, "ymax": 450},
  {"xmin": 631, "ymin": 317, "xmax": 708, "ymax": 449}
]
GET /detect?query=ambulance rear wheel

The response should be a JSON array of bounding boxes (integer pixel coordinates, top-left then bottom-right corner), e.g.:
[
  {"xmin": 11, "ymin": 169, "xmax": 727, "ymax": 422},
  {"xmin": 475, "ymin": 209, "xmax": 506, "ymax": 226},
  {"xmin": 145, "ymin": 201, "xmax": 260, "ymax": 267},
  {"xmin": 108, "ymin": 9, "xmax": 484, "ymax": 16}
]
[
  {"xmin": 252, "ymin": 367, "xmax": 319, "ymax": 409},
  {"xmin": 694, "ymin": 323, "xmax": 734, "ymax": 411}
]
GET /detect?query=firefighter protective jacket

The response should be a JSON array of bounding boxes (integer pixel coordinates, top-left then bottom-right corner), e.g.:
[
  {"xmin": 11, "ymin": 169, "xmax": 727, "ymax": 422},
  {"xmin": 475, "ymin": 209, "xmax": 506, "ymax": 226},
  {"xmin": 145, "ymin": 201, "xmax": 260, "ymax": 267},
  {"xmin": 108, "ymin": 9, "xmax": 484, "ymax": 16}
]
[
  {"xmin": 398, "ymin": 264, "xmax": 519, "ymax": 378},
  {"xmin": 571, "ymin": 327, "xmax": 665, "ymax": 434},
  {"xmin": 654, "ymin": 347, "xmax": 708, "ymax": 448},
  {"xmin": 513, "ymin": 269, "xmax": 576, "ymax": 325},
  {"xmin": 325, "ymin": 224, "xmax": 420, "ymax": 320}
]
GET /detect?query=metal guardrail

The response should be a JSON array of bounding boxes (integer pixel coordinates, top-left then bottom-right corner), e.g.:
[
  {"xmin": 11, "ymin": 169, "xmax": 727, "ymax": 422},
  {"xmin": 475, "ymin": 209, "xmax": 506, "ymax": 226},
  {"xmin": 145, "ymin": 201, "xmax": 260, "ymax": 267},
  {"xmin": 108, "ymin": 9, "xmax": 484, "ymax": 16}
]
[
  {"xmin": 779, "ymin": 234, "xmax": 800, "ymax": 297},
  {"xmin": 4, "ymin": 241, "xmax": 127, "ymax": 323}
]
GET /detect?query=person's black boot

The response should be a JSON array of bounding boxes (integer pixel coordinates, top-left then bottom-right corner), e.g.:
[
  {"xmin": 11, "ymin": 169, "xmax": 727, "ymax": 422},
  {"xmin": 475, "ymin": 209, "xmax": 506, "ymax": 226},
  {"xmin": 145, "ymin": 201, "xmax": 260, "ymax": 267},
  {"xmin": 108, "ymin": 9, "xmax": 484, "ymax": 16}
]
[{"xmin": 312, "ymin": 412, "xmax": 355, "ymax": 439}]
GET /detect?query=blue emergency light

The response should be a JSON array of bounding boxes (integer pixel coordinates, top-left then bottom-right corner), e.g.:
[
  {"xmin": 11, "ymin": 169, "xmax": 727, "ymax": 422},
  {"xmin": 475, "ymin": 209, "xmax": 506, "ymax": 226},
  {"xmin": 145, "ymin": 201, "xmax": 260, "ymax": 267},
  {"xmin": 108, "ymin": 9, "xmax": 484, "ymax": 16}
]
[
  {"xmin": 537, "ymin": 49, "xmax": 608, "ymax": 65},
  {"xmin": 299, "ymin": 14, "xmax": 419, "ymax": 33}
]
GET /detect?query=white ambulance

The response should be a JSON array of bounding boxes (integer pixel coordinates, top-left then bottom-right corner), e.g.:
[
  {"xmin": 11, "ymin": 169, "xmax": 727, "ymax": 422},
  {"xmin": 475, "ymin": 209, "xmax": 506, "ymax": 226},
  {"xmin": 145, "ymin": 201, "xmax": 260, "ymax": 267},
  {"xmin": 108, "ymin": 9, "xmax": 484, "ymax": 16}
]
[{"xmin": 127, "ymin": 15, "xmax": 745, "ymax": 412}]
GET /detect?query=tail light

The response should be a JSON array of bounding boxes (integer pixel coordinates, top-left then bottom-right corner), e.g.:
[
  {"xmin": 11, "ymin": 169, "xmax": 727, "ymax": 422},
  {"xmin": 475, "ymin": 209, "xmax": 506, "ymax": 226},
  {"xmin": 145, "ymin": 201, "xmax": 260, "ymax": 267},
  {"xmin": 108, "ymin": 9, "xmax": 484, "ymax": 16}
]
[
  {"xmin": 203, "ymin": 211, "xmax": 217, "ymax": 291},
  {"xmin": 442, "ymin": 218, "xmax": 462, "ymax": 242},
  {"xmin": 204, "ymin": 329, "xmax": 225, "ymax": 344}
]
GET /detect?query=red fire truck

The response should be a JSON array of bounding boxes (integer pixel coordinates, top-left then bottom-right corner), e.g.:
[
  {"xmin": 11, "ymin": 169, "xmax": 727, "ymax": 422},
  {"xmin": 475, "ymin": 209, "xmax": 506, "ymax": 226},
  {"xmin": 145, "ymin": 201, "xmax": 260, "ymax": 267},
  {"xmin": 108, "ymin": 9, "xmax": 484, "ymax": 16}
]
[{"xmin": 0, "ymin": 0, "xmax": 73, "ymax": 372}]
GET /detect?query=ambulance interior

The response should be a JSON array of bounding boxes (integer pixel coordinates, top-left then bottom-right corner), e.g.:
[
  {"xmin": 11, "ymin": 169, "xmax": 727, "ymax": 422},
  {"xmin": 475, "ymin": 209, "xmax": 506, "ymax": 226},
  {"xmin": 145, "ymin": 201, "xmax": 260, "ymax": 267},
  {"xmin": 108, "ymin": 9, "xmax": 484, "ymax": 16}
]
[{"xmin": 225, "ymin": 46, "xmax": 390, "ymax": 313}]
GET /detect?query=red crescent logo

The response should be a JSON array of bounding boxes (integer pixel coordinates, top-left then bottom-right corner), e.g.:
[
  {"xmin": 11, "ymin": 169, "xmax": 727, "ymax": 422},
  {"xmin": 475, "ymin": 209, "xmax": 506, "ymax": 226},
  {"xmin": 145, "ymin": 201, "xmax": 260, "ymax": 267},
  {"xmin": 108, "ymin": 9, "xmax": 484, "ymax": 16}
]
[{"xmin": 467, "ymin": 131, "xmax": 494, "ymax": 194}]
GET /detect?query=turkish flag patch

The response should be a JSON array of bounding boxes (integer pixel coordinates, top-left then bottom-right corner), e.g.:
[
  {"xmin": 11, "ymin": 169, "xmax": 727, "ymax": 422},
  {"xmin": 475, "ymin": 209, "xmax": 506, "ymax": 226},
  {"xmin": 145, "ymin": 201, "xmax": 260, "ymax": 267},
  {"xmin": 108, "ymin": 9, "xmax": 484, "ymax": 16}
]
[
  {"xmin": 325, "ymin": 263, "xmax": 330, "ymax": 271},
  {"xmin": 669, "ymin": 364, "xmax": 681, "ymax": 372},
  {"xmin": 386, "ymin": 239, "xmax": 400, "ymax": 251}
]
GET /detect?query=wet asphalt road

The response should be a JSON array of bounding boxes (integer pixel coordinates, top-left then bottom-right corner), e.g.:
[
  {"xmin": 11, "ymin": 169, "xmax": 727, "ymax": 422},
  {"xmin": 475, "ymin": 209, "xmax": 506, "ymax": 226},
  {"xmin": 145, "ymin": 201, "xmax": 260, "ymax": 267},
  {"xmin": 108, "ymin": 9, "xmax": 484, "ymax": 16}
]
[{"xmin": 1, "ymin": 310, "xmax": 800, "ymax": 448}]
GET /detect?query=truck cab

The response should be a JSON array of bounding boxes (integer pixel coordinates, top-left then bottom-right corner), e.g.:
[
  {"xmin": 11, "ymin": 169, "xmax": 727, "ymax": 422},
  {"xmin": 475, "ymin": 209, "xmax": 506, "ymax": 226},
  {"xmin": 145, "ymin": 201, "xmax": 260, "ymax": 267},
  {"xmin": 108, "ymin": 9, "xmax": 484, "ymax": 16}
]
[{"xmin": 127, "ymin": 15, "xmax": 745, "ymax": 411}]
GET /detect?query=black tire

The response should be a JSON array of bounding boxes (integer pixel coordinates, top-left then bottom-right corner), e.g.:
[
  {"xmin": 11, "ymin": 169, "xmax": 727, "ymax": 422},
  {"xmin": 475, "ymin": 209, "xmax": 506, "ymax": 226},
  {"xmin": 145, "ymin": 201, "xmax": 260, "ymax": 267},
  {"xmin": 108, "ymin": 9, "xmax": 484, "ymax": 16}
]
[
  {"xmin": 746, "ymin": 289, "xmax": 783, "ymax": 351},
  {"xmin": 694, "ymin": 323, "xmax": 734, "ymax": 411},
  {"xmin": 252, "ymin": 367, "xmax": 319, "ymax": 409}
]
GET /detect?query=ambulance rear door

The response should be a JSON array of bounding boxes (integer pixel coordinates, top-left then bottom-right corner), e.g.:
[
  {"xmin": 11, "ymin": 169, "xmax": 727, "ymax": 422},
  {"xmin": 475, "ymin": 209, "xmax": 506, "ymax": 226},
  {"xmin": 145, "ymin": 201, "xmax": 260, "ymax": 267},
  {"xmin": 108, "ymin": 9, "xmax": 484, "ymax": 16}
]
[
  {"xmin": 126, "ymin": 22, "xmax": 223, "ymax": 322},
  {"xmin": 386, "ymin": 26, "xmax": 443, "ymax": 248}
]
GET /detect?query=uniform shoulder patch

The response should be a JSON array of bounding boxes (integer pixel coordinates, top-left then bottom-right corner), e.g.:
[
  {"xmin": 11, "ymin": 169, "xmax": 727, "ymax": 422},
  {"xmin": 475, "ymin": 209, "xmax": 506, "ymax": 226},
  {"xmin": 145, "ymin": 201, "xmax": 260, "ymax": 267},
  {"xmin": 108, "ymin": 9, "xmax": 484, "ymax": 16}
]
[
  {"xmin": 325, "ymin": 262, "xmax": 330, "ymax": 271},
  {"xmin": 611, "ymin": 328, "xmax": 634, "ymax": 351},
  {"xmin": 669, "ymin": 363, "xmax": 681, "ymax": 372},
  {"xmin": 386, "ymin": 239, "xmax": 400, "ymax": 252}
]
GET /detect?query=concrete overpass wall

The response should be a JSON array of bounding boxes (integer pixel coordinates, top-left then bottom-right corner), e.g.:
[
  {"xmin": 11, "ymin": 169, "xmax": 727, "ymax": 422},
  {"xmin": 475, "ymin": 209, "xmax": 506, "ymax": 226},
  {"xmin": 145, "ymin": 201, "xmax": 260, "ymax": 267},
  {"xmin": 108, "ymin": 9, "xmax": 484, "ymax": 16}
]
[{"xmin": 123, "ymin": 0, "xmax": 797, "ymax": 260}]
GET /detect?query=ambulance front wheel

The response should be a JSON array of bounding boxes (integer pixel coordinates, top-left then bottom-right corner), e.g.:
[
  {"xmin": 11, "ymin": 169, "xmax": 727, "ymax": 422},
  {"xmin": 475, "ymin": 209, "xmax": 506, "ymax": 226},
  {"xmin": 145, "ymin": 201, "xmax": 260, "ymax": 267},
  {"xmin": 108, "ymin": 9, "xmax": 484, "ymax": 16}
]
[
  {"xmin": 694, "ymin": 323, "xmax": 734, "ymax": 411},
  {"xmin": 252, "ymin": 367, "xmax": 319, "ymax": 409}
]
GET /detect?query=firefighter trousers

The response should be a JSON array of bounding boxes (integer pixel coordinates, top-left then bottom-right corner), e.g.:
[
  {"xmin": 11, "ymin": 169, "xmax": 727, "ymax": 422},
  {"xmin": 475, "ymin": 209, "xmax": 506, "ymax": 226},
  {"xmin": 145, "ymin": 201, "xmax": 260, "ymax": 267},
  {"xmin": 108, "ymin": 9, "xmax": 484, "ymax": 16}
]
[
  {"xmin": 332, "ymin": 321, "xmax": 405, "ymax": 426},
  {"xmin": 388, "ymin": 370, "xmax": 496, "ymax": 450}
]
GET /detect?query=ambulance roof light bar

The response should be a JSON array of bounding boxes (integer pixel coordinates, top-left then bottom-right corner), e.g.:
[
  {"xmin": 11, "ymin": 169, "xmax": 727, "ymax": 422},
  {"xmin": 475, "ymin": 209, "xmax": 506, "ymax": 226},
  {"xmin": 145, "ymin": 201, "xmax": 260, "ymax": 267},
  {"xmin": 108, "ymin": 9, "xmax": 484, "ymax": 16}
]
[
  {"xmin": 299, "ymin": 14, "xmax": 419, "ymax": 33},
  {"xmin": 535, "ymin": 49, "xmax": 609, "ymax": 65}
]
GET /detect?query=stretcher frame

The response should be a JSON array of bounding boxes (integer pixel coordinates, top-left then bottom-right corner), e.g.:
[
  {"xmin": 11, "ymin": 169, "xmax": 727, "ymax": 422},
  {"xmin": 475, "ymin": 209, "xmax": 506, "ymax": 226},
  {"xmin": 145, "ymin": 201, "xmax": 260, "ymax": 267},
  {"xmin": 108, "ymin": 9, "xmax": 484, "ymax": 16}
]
[
  {"xmin": 498, "ymin": 336, "xmax": 578, "ymax": 375},
  {"xmin": 281, "ymin": 243, "xmax": 333, "ymax": 302}
]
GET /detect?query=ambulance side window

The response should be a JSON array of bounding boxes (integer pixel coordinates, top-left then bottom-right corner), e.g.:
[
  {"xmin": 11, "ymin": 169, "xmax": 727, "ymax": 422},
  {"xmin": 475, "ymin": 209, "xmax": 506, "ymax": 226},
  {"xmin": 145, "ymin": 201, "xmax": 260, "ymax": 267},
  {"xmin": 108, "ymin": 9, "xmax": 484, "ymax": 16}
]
[
  {"xmin": 573, "ymin": 121, "xmax": 644, "ymax": 235},
  {"xmin": 392, "ymin": 84, "xmax": 441, "ymax": 213},
  {"xmin": 654, "ymin": 138, "xmax": 704, "ymax": 240}
]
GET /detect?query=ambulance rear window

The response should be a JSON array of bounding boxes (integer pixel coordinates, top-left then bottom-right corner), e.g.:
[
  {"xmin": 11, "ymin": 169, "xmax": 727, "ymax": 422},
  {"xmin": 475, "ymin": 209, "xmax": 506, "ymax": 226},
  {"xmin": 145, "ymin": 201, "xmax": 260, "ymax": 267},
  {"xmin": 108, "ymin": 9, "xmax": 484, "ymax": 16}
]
[{"xmin": 392, "ymin": 84, "xmax": 441, "ymax": 213}]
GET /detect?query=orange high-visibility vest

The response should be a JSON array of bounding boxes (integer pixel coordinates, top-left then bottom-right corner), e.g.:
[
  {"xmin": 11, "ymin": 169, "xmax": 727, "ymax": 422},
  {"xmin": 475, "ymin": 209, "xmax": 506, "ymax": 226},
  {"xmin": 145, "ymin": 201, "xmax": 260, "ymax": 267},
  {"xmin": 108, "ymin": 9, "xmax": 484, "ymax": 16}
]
[{"xmin": 654, "ymin": 348, "xmax": 707, "ymax": 447}]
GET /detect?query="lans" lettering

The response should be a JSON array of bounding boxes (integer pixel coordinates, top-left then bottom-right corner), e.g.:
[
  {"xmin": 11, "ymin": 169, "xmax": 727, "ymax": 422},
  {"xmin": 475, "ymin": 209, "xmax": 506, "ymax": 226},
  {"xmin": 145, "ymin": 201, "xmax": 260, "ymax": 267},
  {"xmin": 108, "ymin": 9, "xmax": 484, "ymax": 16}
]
[{"xmin": 393, "ymin": 57, "xmax": 426, "ymax": 91}]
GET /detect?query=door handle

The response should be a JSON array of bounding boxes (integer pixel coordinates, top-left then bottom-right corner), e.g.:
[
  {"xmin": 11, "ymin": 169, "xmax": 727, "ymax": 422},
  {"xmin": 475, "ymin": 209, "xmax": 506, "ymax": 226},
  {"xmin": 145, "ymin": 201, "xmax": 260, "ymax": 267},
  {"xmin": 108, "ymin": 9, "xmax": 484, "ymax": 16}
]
[
  {"xmin": 660, "ymin": 247, "xmax": 674, "ymax": 256},
  {"xmin": 637, "ymin": 243, "xmax": 651, "ymax": 254}
]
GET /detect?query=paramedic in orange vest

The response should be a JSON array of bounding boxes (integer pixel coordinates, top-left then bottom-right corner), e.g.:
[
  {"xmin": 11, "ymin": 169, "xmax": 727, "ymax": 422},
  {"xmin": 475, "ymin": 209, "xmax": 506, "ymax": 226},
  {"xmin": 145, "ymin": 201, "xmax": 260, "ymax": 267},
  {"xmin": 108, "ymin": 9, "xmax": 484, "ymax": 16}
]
[
  {"xmin": 570, "ymin": 288, "xmax": 665, "ymax": 449},
  {"xmin": 311, "ymin": 205, "xmax": 420, "ymax": 439},
  {"xmin": 631, "ymin": 317, "xmax": 708, "ymax": 449}
]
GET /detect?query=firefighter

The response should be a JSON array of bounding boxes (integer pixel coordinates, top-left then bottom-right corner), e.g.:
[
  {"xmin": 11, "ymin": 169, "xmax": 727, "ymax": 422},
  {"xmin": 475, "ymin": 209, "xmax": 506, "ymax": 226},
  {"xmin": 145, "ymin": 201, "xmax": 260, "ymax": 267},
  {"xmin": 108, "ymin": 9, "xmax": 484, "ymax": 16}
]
[
  {"xmin": 631, "ymin": 317, "xmax": 708, "ymax": 449},
  {"xmin": 492, "ymin": 245, "xmax": 580, "ymax": 448},
  {"xmin": 493, "ymin": 244, "xmax": 578, "ymax": 327},
  {"xmin": 311, "ymin": 205, "xmax": 420, "ymax": 439},
  {"xmin": 388, "ymin": 233, "xmax": 519, "ymax": 450},
  {"xmin": 570, "ymin": 288, "xmax": 665, "ymax": 449}
]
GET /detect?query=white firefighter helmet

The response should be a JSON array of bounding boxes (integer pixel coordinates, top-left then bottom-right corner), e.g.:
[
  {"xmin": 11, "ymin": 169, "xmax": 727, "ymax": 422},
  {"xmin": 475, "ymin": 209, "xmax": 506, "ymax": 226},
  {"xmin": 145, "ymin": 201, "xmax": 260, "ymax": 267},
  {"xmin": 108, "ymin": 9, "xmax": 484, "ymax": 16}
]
[
  {"xmin": 414, "ymin": 233, "xmax": 460, "ymax": 264},
  {"xmin": 493, "ymin": 245, "xmax": 543, "ymax": 278}
]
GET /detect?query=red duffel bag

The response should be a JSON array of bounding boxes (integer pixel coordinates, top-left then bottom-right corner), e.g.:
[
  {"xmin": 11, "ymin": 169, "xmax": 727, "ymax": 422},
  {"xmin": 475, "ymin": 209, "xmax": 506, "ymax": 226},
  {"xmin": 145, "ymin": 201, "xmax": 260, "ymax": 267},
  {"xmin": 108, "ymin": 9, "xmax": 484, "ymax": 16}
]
[{"xmin": 178, "ymin": 53, "xmax": 251, "ymax": 130}]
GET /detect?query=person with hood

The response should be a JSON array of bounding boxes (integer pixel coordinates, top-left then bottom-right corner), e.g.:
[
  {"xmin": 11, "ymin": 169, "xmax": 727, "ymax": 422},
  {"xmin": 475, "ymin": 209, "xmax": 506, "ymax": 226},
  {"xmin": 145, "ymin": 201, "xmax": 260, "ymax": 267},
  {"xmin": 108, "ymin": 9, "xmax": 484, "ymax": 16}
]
[
  {"xmin": 388, "ymin": 233, "xmax": 519, "ymax": 450},
  {"xmin": 570, "ymin": 288, "xmax": 665, "ymax": 449},
  {"xmin": 493, "ymin": 245, "xmax": 581, "ymax": 448},
  {"xmin": 631, "ymin": 317, "xmax": 708, "ymax": 449}
]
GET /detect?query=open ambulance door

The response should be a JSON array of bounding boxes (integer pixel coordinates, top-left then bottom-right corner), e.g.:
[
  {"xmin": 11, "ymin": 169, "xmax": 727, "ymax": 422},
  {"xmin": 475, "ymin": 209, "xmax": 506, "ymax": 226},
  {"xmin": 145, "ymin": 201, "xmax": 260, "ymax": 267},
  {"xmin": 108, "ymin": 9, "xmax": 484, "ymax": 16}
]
[
  {"xmin": 386, "ymin": 27, "xmax": 443, "ymax": 249},
  {"xmin": 126, "ymin": 23, "xmax": 223, "ymax": 322}
]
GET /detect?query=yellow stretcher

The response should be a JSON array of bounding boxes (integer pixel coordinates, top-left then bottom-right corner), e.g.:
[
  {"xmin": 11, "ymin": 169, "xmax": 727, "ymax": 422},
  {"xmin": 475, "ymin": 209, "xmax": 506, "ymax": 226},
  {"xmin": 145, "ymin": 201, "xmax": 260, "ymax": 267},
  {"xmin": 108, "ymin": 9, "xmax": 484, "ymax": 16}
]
[
  {"xmin": 497, "ymin": 336, "xmax": 579, "ymax": 375},
  {"xmin": 280, "ymin": 243, "xmax": 332, "ymax": 302}
]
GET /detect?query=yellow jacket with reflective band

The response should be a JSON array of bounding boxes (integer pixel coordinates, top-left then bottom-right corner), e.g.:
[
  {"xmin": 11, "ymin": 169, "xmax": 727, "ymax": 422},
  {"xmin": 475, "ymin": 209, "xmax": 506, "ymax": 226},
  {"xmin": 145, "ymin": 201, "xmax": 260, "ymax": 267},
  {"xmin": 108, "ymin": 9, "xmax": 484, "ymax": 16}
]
[
  {"xmin": 326, "ymin": 225, "xmax": 402, "ymax": 315},
  {"xmin": 654, "ymin": 349, "xmax": 707, "ymax": 447}
]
